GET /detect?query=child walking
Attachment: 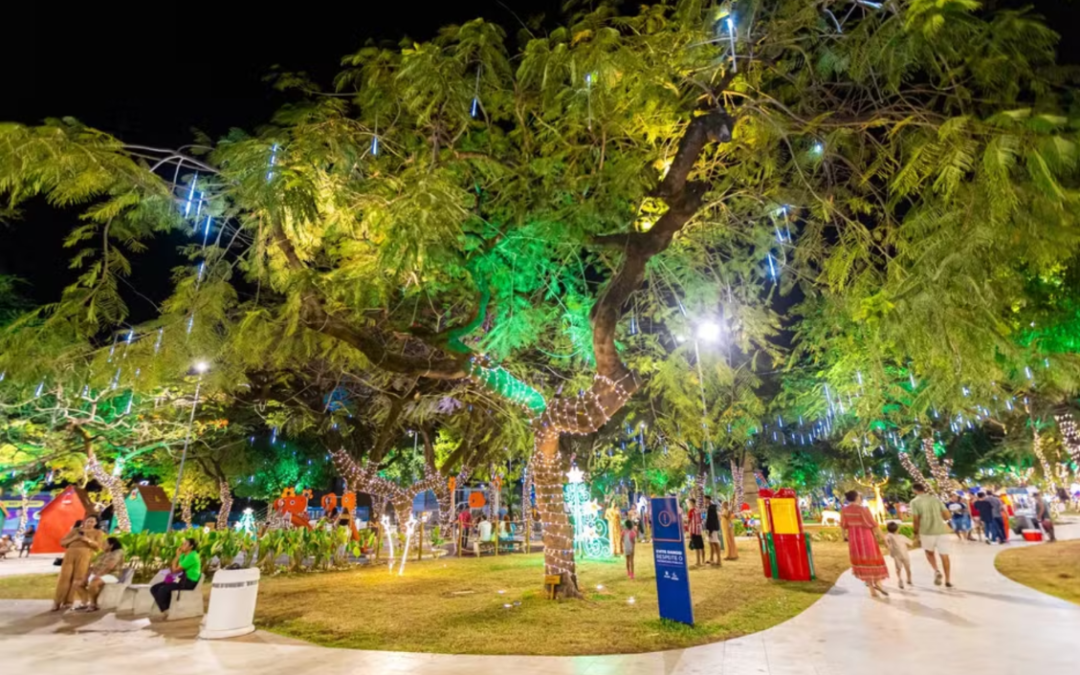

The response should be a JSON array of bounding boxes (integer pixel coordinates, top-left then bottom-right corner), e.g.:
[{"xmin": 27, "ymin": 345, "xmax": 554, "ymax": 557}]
[
  {"xmin": 884, "ymin": 522, "xmax": 914, "ymax": 589},
  {"xmin": 623, "ymin": 518, "xmax": 637, "ymax": 579}
]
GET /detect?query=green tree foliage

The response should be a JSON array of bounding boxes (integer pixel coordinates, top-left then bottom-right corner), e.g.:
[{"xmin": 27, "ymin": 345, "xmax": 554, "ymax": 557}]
[{"xmin": 3, "ymin": 0, "xmax": 1080, "ymax": 585}]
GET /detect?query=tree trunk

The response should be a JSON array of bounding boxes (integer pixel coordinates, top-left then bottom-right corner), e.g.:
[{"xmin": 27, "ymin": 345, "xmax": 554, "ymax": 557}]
[
  {"xmin": 217, "ymin": 480, "xmax": 234, "ymax": 530},
  {"xmin": 87, "ymin": 455, "xmax": 131, "ymax": 532},
  {"xmin": 730, "ymin": 459, "xmax": 745, "ymax": 507},
  {"xmin": 16, "ymin": 489, "xmax": 30, "ymax": 538},
  {"xmin": 690, "ymin": 472, "xmax": 707, "ymax": 508},
  {"xmin": 180, "ymin": 493, "xmax": 193, "ymax": 528},
  {"xmin": 531, "ymin": 433, "xmax": 580, "ymax": 598}
]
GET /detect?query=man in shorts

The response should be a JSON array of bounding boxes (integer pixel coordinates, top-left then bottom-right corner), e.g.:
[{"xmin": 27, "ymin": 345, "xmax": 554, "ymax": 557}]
[
  {"xmin": 686, "ymin": 498, "xmax": 705, "ymax": 566},
  {"xmin": 910, "ymin": 483, "xmax": 954, "ymax": 588}
]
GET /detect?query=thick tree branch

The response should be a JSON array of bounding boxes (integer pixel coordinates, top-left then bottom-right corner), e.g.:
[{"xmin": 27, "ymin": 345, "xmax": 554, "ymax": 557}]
[
  {"xmin": 540, "ymin": 111, "xmax": 733, "ymax": 437},
  {"xmin": 270, "ymin": 221, "xmax": 469, "ymax": 379}
]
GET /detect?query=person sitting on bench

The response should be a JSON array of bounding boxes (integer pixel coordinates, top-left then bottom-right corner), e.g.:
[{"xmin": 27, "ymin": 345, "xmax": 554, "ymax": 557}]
[
  {"xmin": 78, "ymin": 537, "xmax": 125, "ymax": 612},
  {"xmin": 150, "ymin": 537, "xmax": 201, "ymax": 618}
]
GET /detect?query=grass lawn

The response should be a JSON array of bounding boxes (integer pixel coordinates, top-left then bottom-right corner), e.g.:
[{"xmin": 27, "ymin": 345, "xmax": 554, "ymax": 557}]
[
  {"xmin": 0, "ymin": 573, "xmax": 57, "ymax": 600},
  {"xmin": 254, "ymin": 540, "xmax": 847, "ymax": 655},
  {"xmin": 995, "ymin": 540, "xmax": 1080, "ymax": 606},
  {"xmin": 0, "ymin": 540, "xmax": 848, "ymax": 655}
]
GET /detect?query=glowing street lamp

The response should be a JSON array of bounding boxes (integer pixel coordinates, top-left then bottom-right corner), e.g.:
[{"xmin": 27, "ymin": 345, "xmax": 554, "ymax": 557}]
[
  {"xmin": 166, "ymin": 360, "xmax": 210, "ymax": 531},
  {"xmin": 696, "ymin": 320, "xmax": 723, "ymax": 343}
]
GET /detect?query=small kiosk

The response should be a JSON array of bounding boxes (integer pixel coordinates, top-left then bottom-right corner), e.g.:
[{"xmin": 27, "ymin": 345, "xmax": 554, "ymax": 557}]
[
  {"xmin": 121, "ymin": 485, "xmax": 172, "ymax": 533},
  {"xmin": 31, "ymin": 486, "xmax": 94, "ymax": 554},
  {"xmin": 756, "ymin": 487, "xmax": 815, "ymax": 581}
]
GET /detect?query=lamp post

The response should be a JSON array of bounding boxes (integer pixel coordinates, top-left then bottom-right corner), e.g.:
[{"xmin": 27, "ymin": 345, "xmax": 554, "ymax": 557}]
[
  {"xmin": 638, "ymin": 421, "xmax": 648, "ymax": 491},
  {"xmin": 167, "ymin": 361, "xmax": 209, "ymax": 531},
  {"xmin": 694, "ymin": 321, "xmax": 721, "ymax": 491}
]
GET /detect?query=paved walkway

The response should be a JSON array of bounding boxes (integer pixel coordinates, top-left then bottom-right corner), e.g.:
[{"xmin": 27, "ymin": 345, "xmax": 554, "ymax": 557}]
[
  {"xmin": 0, "ymin": 553, "xmax": 60, "ymax": 577},
  {"xmin": 1, "ymin": 526, "xmax": 1077, "ymax": 675}
]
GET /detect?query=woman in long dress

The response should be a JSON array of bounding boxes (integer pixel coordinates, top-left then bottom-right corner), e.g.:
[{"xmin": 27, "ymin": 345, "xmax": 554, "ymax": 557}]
[
  {"xmin": 720, "ymin": 501, "xmax": 739, "ymax": 560},
  {"xmin": 839, "ymin": 490, "xmax": 889, "ymax": 597}
]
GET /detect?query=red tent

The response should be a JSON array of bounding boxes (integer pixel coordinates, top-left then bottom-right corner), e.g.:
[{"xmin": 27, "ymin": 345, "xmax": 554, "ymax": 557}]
[{"xmin": 31, "ymin": 486, "xmax": 94, "ymax": 554}]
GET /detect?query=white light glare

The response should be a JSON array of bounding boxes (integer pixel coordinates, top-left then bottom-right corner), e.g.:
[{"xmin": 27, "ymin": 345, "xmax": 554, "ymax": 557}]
[{"xmin": 696, "ymin": 321, "xmax": 722, "ymax": 343}]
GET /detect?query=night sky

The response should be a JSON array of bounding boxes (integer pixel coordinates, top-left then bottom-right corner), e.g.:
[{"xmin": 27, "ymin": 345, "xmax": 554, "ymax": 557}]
[{"xmin": 3, "ymin": 1, "xmax": 1077, "ymax": 314}]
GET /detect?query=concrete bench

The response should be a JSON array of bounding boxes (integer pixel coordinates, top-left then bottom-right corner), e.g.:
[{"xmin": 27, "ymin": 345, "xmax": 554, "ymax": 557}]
[{"xmin": 97, "ymin": 568, "xmax": 134, "ymax": 612}]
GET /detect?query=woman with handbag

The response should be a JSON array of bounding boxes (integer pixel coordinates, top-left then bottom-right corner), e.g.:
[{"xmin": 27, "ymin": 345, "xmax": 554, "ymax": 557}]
[
  {"xmin": 150, "ymin": 537, "xmax": 202, "ymax": 618},
  {"xmin": 51, "ymin": 516, "xmax": 104, "ymax": 611}
]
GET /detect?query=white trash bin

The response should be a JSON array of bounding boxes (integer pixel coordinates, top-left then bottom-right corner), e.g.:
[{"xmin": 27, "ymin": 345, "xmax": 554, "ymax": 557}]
[{"xmin": 199, "ymin": 567, "xmax": 260, "ymax": 639}]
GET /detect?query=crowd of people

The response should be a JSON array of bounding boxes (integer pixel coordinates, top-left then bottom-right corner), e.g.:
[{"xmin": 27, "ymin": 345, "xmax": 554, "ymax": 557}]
[{"xmin": 838, "ymin": 483, "xmax": 1062, "ymax": 598}]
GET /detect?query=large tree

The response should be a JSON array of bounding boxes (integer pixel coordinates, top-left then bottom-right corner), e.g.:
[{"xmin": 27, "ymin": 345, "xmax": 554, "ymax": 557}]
[{"xmin": 4, "ymin": 0, "xmax": 1080, "ymax": 593}]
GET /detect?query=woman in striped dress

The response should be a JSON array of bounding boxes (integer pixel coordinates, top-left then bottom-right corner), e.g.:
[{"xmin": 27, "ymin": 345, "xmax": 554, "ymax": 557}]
[{"xmin": 840, "ymin": 490, "xmax": 889, "ymax": 597}]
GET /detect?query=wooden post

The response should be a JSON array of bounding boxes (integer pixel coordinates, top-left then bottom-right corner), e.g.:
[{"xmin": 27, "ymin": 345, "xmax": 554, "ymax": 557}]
[
  {"xmin": 456, "ymin": 522, "xmax": 462, "ymax": 557},
  {"xmin": 418, "ymin": 518, "xmax": 424, "ymax": 561},
  {"xmin": 374, "ymin": 522, "xmax": 382, "ymax": 563}
]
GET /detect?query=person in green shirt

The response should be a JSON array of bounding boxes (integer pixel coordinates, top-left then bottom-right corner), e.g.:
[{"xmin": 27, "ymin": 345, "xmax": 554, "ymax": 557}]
[
  {"xmin": 150, "ymin": 537, "xmax": 202, "ymax": 617},
  {"xmin": 910, "ymin": 484, "xmax": 954, "ymax": 588}
]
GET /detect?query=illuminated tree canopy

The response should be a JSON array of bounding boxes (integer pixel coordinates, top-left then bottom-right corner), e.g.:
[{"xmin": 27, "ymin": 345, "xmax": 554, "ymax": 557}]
[{"xmin": 3, "ymin": 0, "xmax": 1080, "ymax": 591}]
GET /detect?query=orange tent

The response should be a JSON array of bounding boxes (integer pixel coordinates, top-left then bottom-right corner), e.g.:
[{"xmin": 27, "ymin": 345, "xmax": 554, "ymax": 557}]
[{"xmin": 31, "ymin": 486, "xmax": 94, "ymax": 554}]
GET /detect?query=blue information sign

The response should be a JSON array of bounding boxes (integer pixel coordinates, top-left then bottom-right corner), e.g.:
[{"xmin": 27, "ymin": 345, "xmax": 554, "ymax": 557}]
[{"xmin": 649, "ymin": 496, "xmax": 694, "ymax": 626}]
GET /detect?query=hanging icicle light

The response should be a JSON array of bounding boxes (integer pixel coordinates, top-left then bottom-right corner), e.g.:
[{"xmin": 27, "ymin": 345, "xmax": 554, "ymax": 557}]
[
  {"xmin": 725, "ymin": 16, "xmax": 737, "ymax": 72},
  {"xmin": 470, "ymin": 66, "xmax": 482, "ymax": 118},
  {"xmin": 184, "ymin": 175, "xmax": 198, "ymax": 217},
  {"xmin": 266, "ymin": 143, "xmax": 279, "ymax": 182}
]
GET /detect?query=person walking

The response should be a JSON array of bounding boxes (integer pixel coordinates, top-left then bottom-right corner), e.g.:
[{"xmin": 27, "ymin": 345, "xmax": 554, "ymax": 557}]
[
  {"xmin": 947, "ymin": 494, "xmax": 970, "ymax": 542},
  {"xmin": 51, "ymin": 517, "xmax": 104, "ymax": 611},
  {"xmin": 704, "ymin": 496, "xmax": 722, "ymax": 567},
  {"xmin": 17, "ymin": 526, "xmax": 35, "ymax": 557},
  {"xmin": 686, "ymin": 498, "xmax": 705, "ymax": 566},
  {"xmin": 884, "ymin": 522, "xmax": 914, "ymax": 589},
  {"xmin": 910, "ymin": 484, "xmax": 954, "ymax": 588},
  {"xmin": 839, "ymin": 490, "xmax": 889, "ymax": 597},
  {"xmin": 150, "ymin": 537, "xmax": 201, "ymax": 619},
  {"xmin": 720, "ymin": 500, "xmax": 739, "ymax": 561},
  {"xmin": 986, "ymin": 491, "xmax": 1006, "ymax": 543},
  {"xmin": 972, "ymin": 492, "xmax": 993, "ymax": 543}
]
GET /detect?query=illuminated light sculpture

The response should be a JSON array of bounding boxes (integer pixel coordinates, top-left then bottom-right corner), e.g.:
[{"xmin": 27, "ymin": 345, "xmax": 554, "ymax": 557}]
[
  {"xmin": 1031, "ymin": 429, "xmax": 1058, "ymax": 493},
  {"xmin": 398, "ymin": 513, "xmax": 418, "ymax": 576},
  {"xmin": 855, "ymin": 473, "xmax": 889, "ymax": 524},
  {"xmin": 234, "ymin": 507, "xmax": 256, "ymax": 534},
  {"xmin": 381, "ymin": 514, "xmax": 395, "ymax": 572},
  {"xmin": 562, "ymin": 466, "xmax": 610, "ymax": 559},
  {"xmin": 1056, "ymin": 412, "xmax": 1080, "ymax": 466}
]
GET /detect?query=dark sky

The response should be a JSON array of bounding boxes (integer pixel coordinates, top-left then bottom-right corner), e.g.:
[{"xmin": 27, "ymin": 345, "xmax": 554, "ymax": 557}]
[
  {"xmin": 2, "ymin": 1, "xmax": 1077, "ymax": 313},
  {"xmin": 1, "ymin": 2, "xmax": 563, "ymax": 314}
]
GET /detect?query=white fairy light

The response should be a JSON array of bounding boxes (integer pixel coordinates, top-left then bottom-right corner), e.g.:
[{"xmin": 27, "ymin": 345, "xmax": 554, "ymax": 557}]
[
  {"xmin": 381, "ymin": 514, "xmax": 395, "ymax": 572},
  {"xmin": 398, "ymin": 513, "xmax": 418, "ymax": 575}
]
